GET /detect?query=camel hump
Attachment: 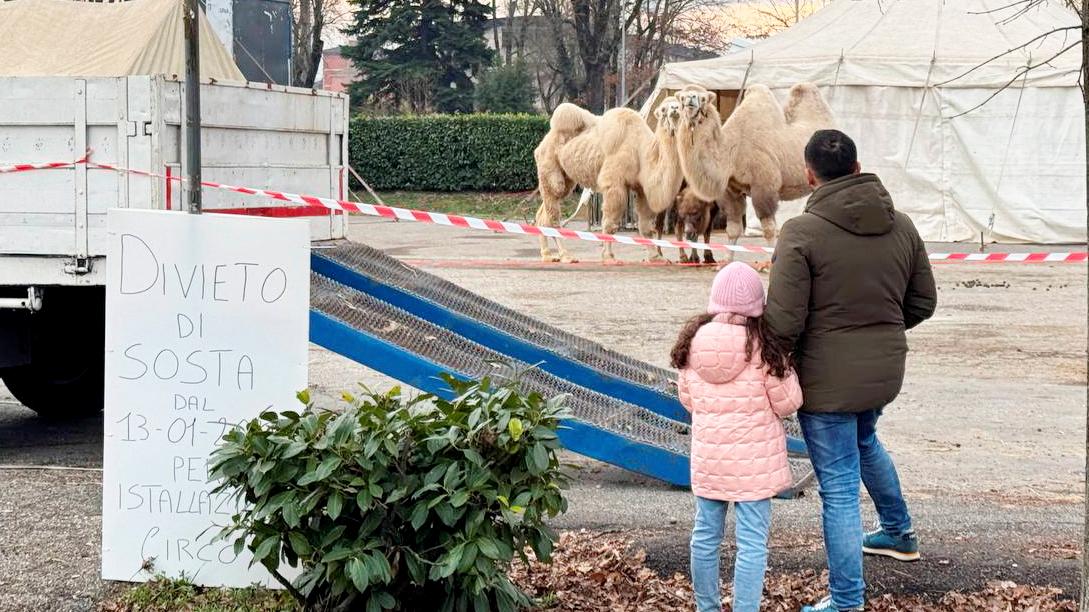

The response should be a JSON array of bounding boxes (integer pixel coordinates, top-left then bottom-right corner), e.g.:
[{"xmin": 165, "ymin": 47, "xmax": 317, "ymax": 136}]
[
  {"xmin": 724, "ymin": 84, "xmax": 787, "ymax": 133},
  {"xmin": 596, "ymin": 107, "xmax": 650, "ymax": 151},
  {"xmin": 601, "ymin": 107, "xmax": 643, "ymax": 127},
  {"xmin": 784, "ymin": 83, "xmax": 835, "ymax": 126},
  {"xmin": 550, "ymin": 103, "xmax": 598, "ymax": 137}
]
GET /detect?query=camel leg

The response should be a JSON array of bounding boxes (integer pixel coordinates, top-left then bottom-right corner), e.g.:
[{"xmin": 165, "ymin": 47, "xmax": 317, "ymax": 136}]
[
  {"xmin": 654, "ymin": 210, "xmax": 667, "ymax": 259},
  {"xmin": 719, "ymin": 190, "xmax": 747, "ymax": 263},
  {"xmin": 535, "ymin": 182, "xmax": 578, "ymax": 263},
  {"xmin": 534, "ymin": 197, "xmax": 561, "ymax": 262},
  {"xmin": 751, "ymin": 186, "xmax": 780, "ymax": 245},
  {"xmin": 675, "ymin": 217, "xmax": 690, "ymax": 263},
  {"xmin": 599, "ymin": 184, "xmax": 627, "ymax": 264},
  {"xmin": 702, "ymin": 218, "xmax": 716, "ymax": 265},
  {"xmin": 750, "ymin": 186, "xmax": 780, "ymax": 273},
  {"xmin": 634, "ymin": 193, "xmax": 666, "ymax": 263},
  {"xmin": 533, "ymin": 203, "xmax": 553, "ymax": 262}
]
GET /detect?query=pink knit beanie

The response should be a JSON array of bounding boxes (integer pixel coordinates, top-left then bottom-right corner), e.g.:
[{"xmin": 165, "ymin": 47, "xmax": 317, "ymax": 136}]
[{"xmin": 707, "ymin": 262, "xmax": 765, "ymax": 318}]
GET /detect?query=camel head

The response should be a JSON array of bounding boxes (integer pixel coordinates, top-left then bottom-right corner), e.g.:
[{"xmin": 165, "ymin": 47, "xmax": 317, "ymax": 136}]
[
  {"xmin": 674, "ymin": 86, "xmax": 717, "ymax": 130},
  {"xmin": 675, "ymin": 189, "xmax": 715, "ymax": 243},
  {"xmin": 654, "ymin": 98, "xmax": 683, "ymax": 135}
]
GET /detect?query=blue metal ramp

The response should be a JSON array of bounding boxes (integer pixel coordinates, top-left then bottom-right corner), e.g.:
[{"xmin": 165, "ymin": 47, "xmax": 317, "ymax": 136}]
[{"xmin": 308, "ymin": 241, "xmax": 812, "ymax": 494}]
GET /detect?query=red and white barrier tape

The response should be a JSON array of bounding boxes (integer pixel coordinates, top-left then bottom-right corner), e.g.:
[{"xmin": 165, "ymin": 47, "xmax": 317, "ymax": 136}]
[
  {"xmin": 4, "ymin": 158, "xmax": 1087, "ymax": 263},
  {"xmin": 87, "ymin": 161, "xmax": 772, "ymax": 255},
  {"xmin": 0, "ymin": 160, "xmax": 77, "ymax": 174}
]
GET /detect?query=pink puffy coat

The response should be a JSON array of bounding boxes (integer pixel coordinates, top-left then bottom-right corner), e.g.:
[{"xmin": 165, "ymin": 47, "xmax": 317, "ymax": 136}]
[{"xmin": 677, "ymin": 314, "xmax": 804, "ymax": 502}]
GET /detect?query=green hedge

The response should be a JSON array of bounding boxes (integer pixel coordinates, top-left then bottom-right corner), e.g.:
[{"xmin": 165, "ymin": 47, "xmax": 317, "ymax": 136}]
[{"xmin": 349, "ymin": 114, "xmax": 548, "ymax": 192}]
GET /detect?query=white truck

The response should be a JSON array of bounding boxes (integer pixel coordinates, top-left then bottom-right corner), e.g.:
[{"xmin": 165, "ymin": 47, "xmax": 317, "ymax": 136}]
[{"xmin": 0, "ymin": 76, "xmax": 348, "ymax": 417}]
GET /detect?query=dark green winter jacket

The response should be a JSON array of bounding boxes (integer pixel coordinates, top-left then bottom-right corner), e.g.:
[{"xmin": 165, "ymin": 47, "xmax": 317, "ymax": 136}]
[{"xmin": 764, "ymin": 173, "xmax": 937, "ymax": 413}]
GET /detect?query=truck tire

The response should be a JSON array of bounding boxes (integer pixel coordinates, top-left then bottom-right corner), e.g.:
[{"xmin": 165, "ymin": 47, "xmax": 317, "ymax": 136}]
[
  {"xmin": 2, "ymin": 360, "xmax": 102, "ymax": 419},
  {"xmin": 0, "ymin": 286, "xmax": 105, "ymax": 419}
]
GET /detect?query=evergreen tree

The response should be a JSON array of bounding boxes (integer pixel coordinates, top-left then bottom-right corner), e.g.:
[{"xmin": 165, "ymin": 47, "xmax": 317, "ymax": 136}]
[
  {"xmin": 475, "ymin": 61, "xmax": 537, "ymax": 113},
  {"xmin": 344, "ymin": 0, "xmax": 494, "ymax": 114}
]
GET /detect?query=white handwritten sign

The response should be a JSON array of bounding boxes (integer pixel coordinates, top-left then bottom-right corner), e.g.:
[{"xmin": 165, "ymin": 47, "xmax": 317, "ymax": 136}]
[{"xmin": 102, "ymin": 209, "xmax": 308, "ymax": 587}]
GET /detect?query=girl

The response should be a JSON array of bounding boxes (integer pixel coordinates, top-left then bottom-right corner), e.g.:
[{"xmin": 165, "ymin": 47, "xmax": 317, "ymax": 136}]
[{"xmin": 672, "ymin": 262, "xmax": 803, "ymax": 612}]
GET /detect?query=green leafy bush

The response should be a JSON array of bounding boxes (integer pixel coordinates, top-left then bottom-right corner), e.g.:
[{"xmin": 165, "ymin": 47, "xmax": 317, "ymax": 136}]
[
  {"xmin": 348, "ymin": 114, "xmax": 548, "ymax": 192},
  {"xmin": 476, "ymin": 63, "xmax": 537, "ymax": 114},
  {"xmin": 209, "ymin": 377, "xmax": 570, "ymax": 612}
]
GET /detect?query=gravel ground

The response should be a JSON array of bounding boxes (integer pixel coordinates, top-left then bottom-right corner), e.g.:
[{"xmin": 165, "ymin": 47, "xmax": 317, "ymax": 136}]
[{"xmin": 0, "ymin": 216, "xmax": 1084, "ymax": 610}]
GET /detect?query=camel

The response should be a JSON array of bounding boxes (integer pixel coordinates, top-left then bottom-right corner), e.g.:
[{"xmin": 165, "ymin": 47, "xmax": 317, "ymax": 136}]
[
  {"xmin": 532, "ymin": 103, "xmax": 600, "ymax": 262},
  {"xmin": 673, "ymin": 83, "xmax": 836, "ymax": 254},
  {"xmin": 532, "ymin": 99, "xmax": 686, "ymax": 263},
  {"xmin": 673, "ymin": 187, "xmax": 734, "ymax": 264}
]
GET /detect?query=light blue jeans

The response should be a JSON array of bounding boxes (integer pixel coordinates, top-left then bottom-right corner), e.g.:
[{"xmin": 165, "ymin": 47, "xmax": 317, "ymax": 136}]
[
  {"xmin": 690, "ymin": 497, "xmax": 771, "ymax": 612},
  {"xmin": 798, "ymin": 409, "xmax": 913, "ymax": 610}
]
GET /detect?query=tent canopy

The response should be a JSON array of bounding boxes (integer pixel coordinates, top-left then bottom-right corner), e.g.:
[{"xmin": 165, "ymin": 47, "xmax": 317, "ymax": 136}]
[
  {"xmin": 642, "ymin": 0, "xmax": 1084, "ymax": 245},
  {"xmin": 0, "ymin": 0, "xmax": 244, "ymax": 81},
  {"xmin": 652, "ymin": 0, "xmax": 1079, "ymax": 92}
]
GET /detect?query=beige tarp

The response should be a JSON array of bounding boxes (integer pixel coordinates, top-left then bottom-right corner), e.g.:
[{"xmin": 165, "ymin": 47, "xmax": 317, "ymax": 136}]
[{"xmin": 0, "ymin": 0, "xmax": 244, "ymax": 81}]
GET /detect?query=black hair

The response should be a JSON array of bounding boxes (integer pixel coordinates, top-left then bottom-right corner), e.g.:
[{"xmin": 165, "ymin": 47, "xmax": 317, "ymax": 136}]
[
  {"xmin": 804, "ymin": 129, "xmax": 858, "ymax": 183},
  {"xmin": 670, "ymin": 313, "xmax": 793, "ymax": 379}
]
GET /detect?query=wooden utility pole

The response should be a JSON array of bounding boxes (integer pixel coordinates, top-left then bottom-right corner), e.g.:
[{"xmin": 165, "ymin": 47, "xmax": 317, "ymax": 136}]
[
  {"xmin": 1082, "ymin": 2, "xmax": 1088, "ymax": 611},
  {"xmin": 617, "ymin": 0, "xmax": 626, "ymax": 107},
  {"xmin": 183, "ymin": 0, "xmax": 202, "ymax": 214}
]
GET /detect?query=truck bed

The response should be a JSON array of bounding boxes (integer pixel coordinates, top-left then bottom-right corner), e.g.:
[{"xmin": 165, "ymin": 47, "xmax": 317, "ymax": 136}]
[{"xmin": 0, "ymin": 77, "xmax": 348, "ymax": 285}]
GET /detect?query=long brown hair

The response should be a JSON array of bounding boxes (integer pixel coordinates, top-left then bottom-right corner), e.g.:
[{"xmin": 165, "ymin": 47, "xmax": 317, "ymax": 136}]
[{"xmin": 671, "ymin": 313, "xmax": 793, "ymax": 379}]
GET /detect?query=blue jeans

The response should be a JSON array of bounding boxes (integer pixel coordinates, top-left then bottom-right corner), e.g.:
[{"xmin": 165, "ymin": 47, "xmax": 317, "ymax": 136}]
[
  {"xmin": 798, "ymin": 409, "xmax": 913, "ymax": 609},
  {"xmin": 690, "ymin": 497, "xmax": 771, "ymax": 612}
]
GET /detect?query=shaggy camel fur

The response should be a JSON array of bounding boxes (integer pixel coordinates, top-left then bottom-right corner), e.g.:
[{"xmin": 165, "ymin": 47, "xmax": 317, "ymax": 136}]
[
  {"xmin": 674, "ymin": 83, "xmax": 835, "ymax": 253},
  {"xmin": 673, "ymin": 187, "xmax": 736, "ymax": 264},
  {"xmin": 532, "ymin": 103, "xmax": 600, "ymax": 262},
  {"xmin": 532, "ymin": 99, "xmax": 685, "ymax": 262}
]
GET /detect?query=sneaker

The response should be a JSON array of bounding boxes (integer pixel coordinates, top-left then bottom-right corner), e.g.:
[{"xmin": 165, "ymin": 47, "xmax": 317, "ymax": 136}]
[
  {"xmin": 800, "ymin": 595, "xmax": 864, "ymax": 611},
  {"xmin": 862, "ymin": 527, "xmax": 920, "ymax": 562}
]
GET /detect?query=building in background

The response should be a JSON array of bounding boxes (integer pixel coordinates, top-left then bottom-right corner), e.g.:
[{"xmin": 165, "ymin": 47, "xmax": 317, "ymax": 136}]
[
  {"xmin": 204, "ymin": 0, "xmax": 293, "ymax": 85},
  {"xmin": 318, "ymin": 46, "xmax": 355, "ymax": 93}
]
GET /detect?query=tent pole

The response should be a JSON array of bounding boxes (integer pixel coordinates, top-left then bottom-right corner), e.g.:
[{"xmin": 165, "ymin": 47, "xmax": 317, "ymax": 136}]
[
  {"xmin": 987, "ymin": 54, "xmax": 1031, "ymax": 242},
  {"xmin": 183, "ymin": 0, "xmax": 202, "ymax": 215},
  {"xmin": 829, "ymin": 49, "xmax": 844, "ymax": 100},
  {"xmin": 737, "ymin": 51, "xmax": 754, "ymax": 105},
  {"xmin": 903, "ymin": 53, "xmax": 936, "ymax": 168}
]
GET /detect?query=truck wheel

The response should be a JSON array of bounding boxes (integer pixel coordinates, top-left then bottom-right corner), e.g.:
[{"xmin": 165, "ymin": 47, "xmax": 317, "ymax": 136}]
[
  {"xmin": 0, "ymin": 286, "xmax": 104, "ymax": 419},
  {"xmin": 2, "ymin": 359, "xmax": 102, "ymax": 419}
]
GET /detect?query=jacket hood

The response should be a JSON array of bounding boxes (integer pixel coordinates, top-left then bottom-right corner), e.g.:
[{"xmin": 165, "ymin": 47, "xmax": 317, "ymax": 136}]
[
  {"xmin": 805, "ymin": 173, "xmax": 895, "ymax": 236},
  {"xmin": 686, "ymin": 316, "xmax": 749, "ymax": 384}
]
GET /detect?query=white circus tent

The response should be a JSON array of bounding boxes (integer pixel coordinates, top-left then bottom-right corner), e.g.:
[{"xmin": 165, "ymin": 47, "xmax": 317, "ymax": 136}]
[{"xmin": 642, "ymin": 0, "xmax": 1085, "ymax": 244}]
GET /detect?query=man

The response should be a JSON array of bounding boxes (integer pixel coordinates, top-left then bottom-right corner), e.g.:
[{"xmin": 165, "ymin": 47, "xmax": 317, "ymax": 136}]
[{"xmin": 763, "ymin": 130, "xmax": 937, "ymax": 612}]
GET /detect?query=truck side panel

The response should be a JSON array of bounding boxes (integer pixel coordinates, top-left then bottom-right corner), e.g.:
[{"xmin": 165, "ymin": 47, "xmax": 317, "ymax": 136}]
[
  {"xmin": 0, "ymin": 77, "xmax": 121, "ymax": 258},
  {"xmin": 161, "ymin": 80, "xmax": 348, "ymax": 242},
  {"xmin": 0, "ymin": 76, "xmax": 349, "ymax": 285}
]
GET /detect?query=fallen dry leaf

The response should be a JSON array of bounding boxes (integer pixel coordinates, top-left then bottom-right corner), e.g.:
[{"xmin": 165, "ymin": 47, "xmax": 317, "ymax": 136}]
[{"xmin": 511, "ymin": 530, "xmax": 1077, "ymax": 612}]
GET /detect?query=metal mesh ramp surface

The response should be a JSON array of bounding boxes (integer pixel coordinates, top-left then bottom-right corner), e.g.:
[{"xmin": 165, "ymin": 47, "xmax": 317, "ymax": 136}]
[
  {"xmin": 314, "ymin": 241, "xmax": 806, "ymax": 445},
  {"xmin": 316, "ymin": 242, "xmax": 676, "ymax": 395},
  {"xmin": 309, "ymin": 241, "xmax": 813, "ymax": 492},
  {"xmin": 311, "ymin": 274, "xmax": 689, "ymax": 455}
]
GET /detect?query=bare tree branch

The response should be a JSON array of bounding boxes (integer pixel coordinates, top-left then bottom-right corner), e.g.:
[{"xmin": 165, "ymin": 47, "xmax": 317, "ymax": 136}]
[
  {"xmin": 936, "ymin": 26, "xmax": 1079, "ymax": 86},
  {"xmin": 722, "ymin": 0, "xmax": 830, "ymax": 40},
  {"xmin": 968, "ymin": 0, "xmax": 1041, "ymax": 14},
  {"xmin": 949, "ymin": 40, "xmax": 1079, "ymax": 117}
]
